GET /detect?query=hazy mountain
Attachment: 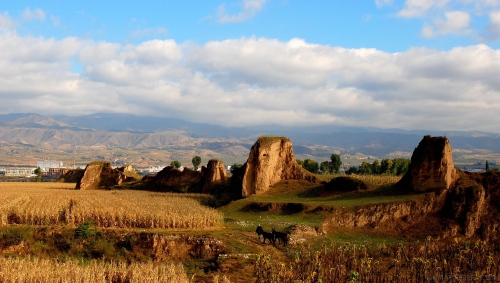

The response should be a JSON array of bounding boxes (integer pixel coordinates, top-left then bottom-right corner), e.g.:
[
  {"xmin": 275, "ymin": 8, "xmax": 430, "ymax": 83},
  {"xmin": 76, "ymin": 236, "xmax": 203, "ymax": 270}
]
[{"xmin": 0, "ymin": 113, "xmax": 499, "ymax": 166}]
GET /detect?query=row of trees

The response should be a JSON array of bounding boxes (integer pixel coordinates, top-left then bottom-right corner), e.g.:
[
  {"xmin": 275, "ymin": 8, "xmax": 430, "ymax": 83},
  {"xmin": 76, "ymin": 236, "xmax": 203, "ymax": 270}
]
[
  {"xmin": 298, "ymin": 154, "xmax": 342, "ymax": 174},
  {"xmin": 169, "ymin": 156, "xmax": 202, "ymax": 170},
  {"xmin": 346, "ymin": 157, "xmax": 410, "ymax": 176}
]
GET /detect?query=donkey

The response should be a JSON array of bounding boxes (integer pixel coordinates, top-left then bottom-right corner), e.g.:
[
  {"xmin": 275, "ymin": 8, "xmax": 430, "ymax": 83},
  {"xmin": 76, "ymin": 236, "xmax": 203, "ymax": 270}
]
[
  {"xmin": 255, "ymin": 225, "xmax": 275, "ymax": 245},
  {"xmin": 272, "ymin": 228, "xmax": 289, "ymax": 246}
]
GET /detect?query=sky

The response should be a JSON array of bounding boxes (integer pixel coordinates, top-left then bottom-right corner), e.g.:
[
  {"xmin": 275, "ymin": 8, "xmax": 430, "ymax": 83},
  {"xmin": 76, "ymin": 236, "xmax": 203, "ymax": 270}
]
[{"xmin": 1, "ymin": 0, "xmax": 500, "ymax": 133}]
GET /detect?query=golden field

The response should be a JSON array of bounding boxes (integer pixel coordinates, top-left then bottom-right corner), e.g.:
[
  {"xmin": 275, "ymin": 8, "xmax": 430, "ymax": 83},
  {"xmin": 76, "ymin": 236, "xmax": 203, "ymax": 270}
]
[
  {"xmin": 0, "ymin": 257, "xmax": 189, "ymax": 283},
  {"xmin": 0, "ymin": 182, "xmax": 223, "ymax": 229}
]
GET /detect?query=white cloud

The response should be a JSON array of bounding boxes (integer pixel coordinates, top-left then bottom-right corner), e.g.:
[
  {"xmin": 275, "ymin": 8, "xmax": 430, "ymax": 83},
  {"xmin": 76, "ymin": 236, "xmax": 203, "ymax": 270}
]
[
  {"xmin": 397, "ymin": 0, "xmax": 449, "ymax": 18},
  {"xmin": 0, "ymin": 12, "xmax": 17, "ymax": 31},
  {"xmin": 50, "ymin": 15, "xmax": 61, "ymax": 27},
  {"xmin": 0, "ymin": 34, "xmax": 499, "ymax": 132},
  {"xmin": 22, "ymin": 7, "xmax": 46, "ymax": 22},
  {"xmin": 421, "ymin": 10, "xmax": 472, "ymax": 37},
  {"xmin": 217, "ymin": 0, "xmax": 268, "ymax": 23},
  {"xmin": 486, "ymin": 10, "xmax": 500, "ymax": 39},
  {"xmin": 375, "ymin": 0, "xmax": 393, "ymax": 8}
]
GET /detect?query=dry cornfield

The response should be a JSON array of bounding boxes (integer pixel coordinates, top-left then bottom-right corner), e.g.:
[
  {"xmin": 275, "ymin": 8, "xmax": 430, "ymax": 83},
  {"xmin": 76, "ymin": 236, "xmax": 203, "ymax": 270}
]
[
  {"xmin": 0, "ymin": 257, "xmax": 190, "ymax": 283},
  {"xmin": 0, "ymin": 182, "xmax": 223, "ymax": 229}
]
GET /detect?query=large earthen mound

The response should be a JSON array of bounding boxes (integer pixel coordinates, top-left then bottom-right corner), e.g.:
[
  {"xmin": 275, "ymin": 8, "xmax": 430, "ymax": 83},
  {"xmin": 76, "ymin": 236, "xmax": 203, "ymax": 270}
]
[
  {"xmin": 58, "ymin": 168, "xmax": 84, "ymax": 183},
  {"xmin": 75, "ymin": 161, "xmax": 127, "ymax": 190},
  {"xmin": 201, "ymin": 159, "xmax": 228, "ymax": 193},
  {"xmin": 323, "ymin": 176, "xmax": 374, "ymax": 193},
  {"xmin": 237, "ymin": 136, "xmax": 319, "ymax": 197},
  {"xmin": 146, "ymin": 160, "xmax": 228, "ymax": 193},
  {"xmin": 399, "ymin": 135, "xmax": 458, "ymax": 192},
  {"xmin": 149, "ymin": 166, "xmax": 202, "ymax": 192},
  {"xmin": 324, "ymin": 135, "xmax": 500, "ymax": 241}
]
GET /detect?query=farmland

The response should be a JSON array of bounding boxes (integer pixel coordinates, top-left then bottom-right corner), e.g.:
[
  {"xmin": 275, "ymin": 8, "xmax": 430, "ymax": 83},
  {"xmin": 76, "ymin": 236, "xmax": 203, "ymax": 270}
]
[
  {"xmin": 0, "ymin": 183, "xmax": 223, "ymax": 229},
  {"xmin": 0, "ymin": 175, "xmax": 499, "ymax": 282}
]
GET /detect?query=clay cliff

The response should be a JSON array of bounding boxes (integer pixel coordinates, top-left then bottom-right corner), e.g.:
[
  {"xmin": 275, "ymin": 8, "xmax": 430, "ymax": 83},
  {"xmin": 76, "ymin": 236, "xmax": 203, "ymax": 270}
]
[
  {"xmin": 325, "ymin": 135, "xmax": 500, "ymax": 241},
  {"xmin": 400, "ymin": 135, "xmax": 458, "ymax": 192},
  {"xmin": 236, "ymin": 136, "xmax": 319, "ymax": 197},
  {"xmin": 145, "ymin": 159, "xmax": 229, "ymax": 193},
  {"xmin": 201, "ymin": 159, "xmax": 227, "ymax": 193},
  {"xmin": 75, "ymin": 161, "xmax": 128, "ymax": 190}
]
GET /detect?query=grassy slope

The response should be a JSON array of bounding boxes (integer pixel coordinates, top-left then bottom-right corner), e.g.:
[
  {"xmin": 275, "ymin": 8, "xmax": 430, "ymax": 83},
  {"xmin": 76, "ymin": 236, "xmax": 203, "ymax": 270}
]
[{"xmin": 219, "ymin": 177, "xmax": 419, "ymax": 246}]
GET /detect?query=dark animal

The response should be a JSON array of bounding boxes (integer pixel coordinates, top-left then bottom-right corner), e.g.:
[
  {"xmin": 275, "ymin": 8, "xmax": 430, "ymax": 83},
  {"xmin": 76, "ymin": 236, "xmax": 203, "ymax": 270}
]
[
  {"xmin": 255, "ymin": 225, "xmax": 275, "ymax": 245},
  {"xmin": 272, "ymin": 228, "xmax": 288, "ymax": 246}
]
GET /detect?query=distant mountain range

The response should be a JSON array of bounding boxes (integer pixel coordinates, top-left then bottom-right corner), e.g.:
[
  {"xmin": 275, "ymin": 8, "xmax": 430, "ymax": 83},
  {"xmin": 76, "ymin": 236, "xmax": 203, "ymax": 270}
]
[{"xmin": 0, "ymin": 113, "xmax": 499, "ymax": 167}]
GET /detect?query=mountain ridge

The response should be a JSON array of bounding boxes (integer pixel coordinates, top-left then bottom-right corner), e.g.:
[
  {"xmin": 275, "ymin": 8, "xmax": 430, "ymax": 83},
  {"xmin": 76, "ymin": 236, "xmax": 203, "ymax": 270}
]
[{"xmin": 0, "ymin": 113, "xmax": 498, "ymax": 167}]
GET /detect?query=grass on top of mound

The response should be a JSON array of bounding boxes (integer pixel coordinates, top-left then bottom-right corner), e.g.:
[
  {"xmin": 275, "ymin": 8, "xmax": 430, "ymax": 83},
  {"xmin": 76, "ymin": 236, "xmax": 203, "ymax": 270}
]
[{"xmin": 220, "ymin": 178, "xmax": 421, "ymax": 232}]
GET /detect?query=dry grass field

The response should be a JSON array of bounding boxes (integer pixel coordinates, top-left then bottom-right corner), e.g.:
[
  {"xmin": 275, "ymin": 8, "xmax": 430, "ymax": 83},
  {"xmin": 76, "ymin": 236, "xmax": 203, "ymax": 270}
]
[
  {"xmin": 0, "ymin": 182, "xmax": 223, "ymax": 229},
  {"xmin": 0, "ymin": 257, "xmax": 190, "ymax": 283}
]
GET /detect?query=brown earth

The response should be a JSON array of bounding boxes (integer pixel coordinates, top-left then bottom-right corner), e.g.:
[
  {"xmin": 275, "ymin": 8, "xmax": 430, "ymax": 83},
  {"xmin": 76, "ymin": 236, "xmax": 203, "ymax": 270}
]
[
  {"xmin": 322, "ymin": 135, "xmax": 500, "ymax": 241},
  {"xmin": 234, "ymin": 136, "xmax": 319, "ymax": 198},
  {"xmin": 75, "ymin": 162, "xmax": 128, "ymax": 190}
]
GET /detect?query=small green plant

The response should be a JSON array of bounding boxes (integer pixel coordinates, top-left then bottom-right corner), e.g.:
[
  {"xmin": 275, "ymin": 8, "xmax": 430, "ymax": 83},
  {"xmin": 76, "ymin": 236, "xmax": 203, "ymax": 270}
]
[{"xmin": 75, "ymin": 221, "xmax": 98, "ymax": 239}]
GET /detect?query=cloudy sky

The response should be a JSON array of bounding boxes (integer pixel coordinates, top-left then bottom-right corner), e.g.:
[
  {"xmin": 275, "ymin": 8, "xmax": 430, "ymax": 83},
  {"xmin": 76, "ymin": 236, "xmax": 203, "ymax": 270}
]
[{"xmin": 1, "ymin": 0, "xmax": 500, "ymax": 132}]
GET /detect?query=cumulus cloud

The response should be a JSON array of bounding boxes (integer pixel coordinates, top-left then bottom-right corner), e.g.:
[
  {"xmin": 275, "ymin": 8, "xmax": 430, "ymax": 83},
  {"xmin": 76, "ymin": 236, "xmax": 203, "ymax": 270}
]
[
  {"xmin": 397, "ymin": 0, "xmax": 449, "ymax": 18},
  {"xmin": 421, "ymin": 10, "xmax": 472, "ymax": 37},
  {"xmin": 22, "ymin": 7, "xmax": 46, "ymax": 22},
  {"xmin": 0, "ymin": 12, "xmax": 17, "ymax": 31},
  {"xmin": 217, "ymin": 0, "xmax": 268, "ymax": 23},
  {"xmin": 0, "ymin": 32, "xmax": 499, "ymax": 132},
  {"xmin": 486, "ymin": 10, "xmax": 500, "ymax": 39}
]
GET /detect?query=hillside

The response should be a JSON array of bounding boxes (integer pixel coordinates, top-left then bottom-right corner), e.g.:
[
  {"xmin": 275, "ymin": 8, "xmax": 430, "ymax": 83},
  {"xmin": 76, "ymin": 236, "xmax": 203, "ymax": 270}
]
[{"xmin": 0, "ymin": 113, "xmax": 499, "ymax": 167}]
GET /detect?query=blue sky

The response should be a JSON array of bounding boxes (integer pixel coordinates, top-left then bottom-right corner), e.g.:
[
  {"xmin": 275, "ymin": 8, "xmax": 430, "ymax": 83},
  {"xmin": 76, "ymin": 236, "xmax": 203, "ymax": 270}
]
[
  {"xmin": 4, "ymin": 1, "xmax": 497, "ymax": 51},
  {"xmin": 1, "ymin": 0, "xmax": 500, "ymax": 132}
]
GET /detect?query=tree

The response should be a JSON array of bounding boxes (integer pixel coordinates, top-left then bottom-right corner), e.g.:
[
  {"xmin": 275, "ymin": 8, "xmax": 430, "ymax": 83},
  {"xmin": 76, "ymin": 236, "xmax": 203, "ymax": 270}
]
[
  {"xmin": 345, "ymin": 166, "xmax": 359, "ymax": 175},
  {"xmin": 359, "ymin": 162, "xmax": 372, "ymax": 175},
  {"xmin": 372, "ymin": 160, "xmax": 380, "ymax": 175},
  {"xmin": 296, "ymin": 159, "xmax": 304, "ymax": 166},
  {"xmin": 302, "ymin": 159, "xmax": 319, "ymax": 174},
  {"xmin": 330, "ymin": 154, "xmax": 342, "ymax": 174},
  {"xmin": 33, "ymin": 167, "xmax": 41, "ymax": 182},
  {"xmin": 192, "ymin": 156, "xmax": 201, "ymax": 171},
  {"xmin": 170, "ymin": 160, "xmax": 181, "ymax": 169},
  {"xmin": 392, "ymin": 158, "xmax": 410, "ymax": 175},
  {"xmin": 320, "ymin": 161, "xmax": 332, "ymax": 174},
  {"xmin": 380, "ymin": 159, "xmax": 393, "ymax": 175},
  {"xmin": 486, "ymin": 160, "xmax": 490, "ymax": 172}
]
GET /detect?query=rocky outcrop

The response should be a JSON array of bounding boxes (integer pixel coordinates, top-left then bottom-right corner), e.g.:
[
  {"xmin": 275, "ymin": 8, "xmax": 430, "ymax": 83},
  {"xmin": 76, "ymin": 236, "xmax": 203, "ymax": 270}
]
[
  {"xmin": 150, "ymin": 166, "xmax": 202, "ymax": 192},
  {"xmin": 323, "ymin": 135, "xmax": 500, "ymax": 241},
  {"xmin": 239, "ymin": 137, "xmax": 319, "ymax": 197},
  {"xmin": 58, "ymin": 168, "xmax": 85, "ymax": 183},
  {"xmin": 201, "ymin": 159, "xmax": 227, "ymax": 193},
  {"xmin": 75, "ymin": 161, "xmax": 127, "ymax": 190},
  {"xmin": 401, "ymin": 135, "xmax": 458, "ymax": 193}
]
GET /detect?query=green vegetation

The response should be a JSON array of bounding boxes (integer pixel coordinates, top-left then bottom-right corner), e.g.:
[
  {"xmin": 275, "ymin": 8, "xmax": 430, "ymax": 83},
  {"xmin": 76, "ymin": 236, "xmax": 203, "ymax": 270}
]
[
  {"xmin": 346, "ymin": 157, "xmax": 410, "ymax": 176},
  {"xmin": 302, "ymin": 159, "xmax": 318, "ymax": 174},
  {"xmin": 170, "ymin": 160, "xmax": 181, "ymax": 169},
  {"xmin": 256, "ymin": 136, "xmax": 289, "ymax": 147},
  {"xmin": 33, "ymin": 166, "xmax": 41, "ymax": 182},
  {"xmin": 191, "ymin": 156, "xmax": 201, "ymax": 170}
]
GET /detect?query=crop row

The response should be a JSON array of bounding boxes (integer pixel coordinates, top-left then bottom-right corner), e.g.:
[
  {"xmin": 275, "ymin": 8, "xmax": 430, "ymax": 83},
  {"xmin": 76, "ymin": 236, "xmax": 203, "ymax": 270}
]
[
  {"xmin": 0, "ymin": 183, "xmax": 223, "ymax": 229},
  {"xmin": 0, "ymin": 257, "xmax": 189, "ymax": 283},
  {"xmin": 255, "ymin": 239, "xmax": 500, "ymax": 283}
]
